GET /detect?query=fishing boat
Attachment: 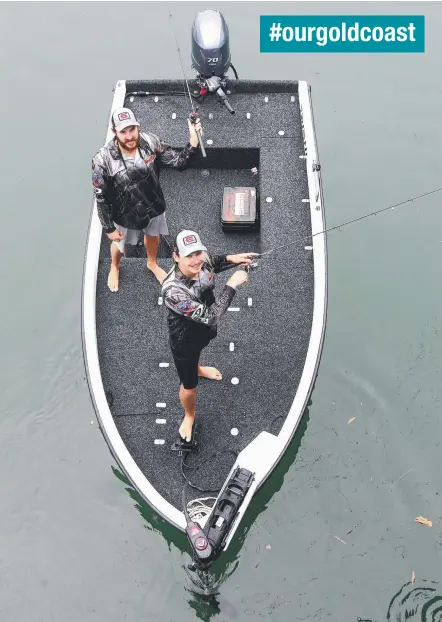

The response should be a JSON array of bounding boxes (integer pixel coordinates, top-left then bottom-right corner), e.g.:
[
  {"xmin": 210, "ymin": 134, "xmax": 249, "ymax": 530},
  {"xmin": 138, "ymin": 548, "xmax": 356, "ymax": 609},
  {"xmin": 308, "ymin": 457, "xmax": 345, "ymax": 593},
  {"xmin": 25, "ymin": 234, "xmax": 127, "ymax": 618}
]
[{"xmin": 82, "ymin": 9, "xmax": 327, "ymax": 570}]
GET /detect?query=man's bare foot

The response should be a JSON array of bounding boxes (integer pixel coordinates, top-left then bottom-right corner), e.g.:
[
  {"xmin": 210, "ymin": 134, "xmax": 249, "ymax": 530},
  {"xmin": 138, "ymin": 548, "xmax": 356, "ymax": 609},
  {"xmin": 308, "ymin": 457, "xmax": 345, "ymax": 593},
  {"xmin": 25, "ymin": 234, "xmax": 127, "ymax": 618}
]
[
  {"xmin": 147, "ymin": 261, "xmax": 167, "ymax": 284},
  {"xmin": 198, "ymin": 366, "xmax": 222, "ymax": 380},
  {"xmin": 179, "ymin": 415, "xmax": 194, "ymax": 442},
  {"xmin": 107, "ymin": 266, "xmax": 119, "ymax": 292}
]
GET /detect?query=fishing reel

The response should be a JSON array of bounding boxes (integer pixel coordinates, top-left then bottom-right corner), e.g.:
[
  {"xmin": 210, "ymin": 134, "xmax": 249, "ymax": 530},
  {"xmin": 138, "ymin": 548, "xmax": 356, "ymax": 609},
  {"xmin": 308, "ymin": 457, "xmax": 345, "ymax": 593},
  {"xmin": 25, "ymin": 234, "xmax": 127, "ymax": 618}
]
[
  {"xmin": 196, "ymin": 76, "xmax": 235, "ymax": 115},
  {"xmin": 245, "ymin": 260, "xmax": 259, "ymax": 273}
]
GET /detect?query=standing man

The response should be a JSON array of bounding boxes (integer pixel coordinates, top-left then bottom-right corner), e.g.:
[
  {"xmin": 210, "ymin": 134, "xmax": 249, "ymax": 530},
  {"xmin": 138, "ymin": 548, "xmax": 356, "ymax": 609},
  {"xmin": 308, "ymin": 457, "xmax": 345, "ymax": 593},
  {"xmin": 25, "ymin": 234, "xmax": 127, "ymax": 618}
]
[
  {"xmin": 161, "ymin": 230, "xmax": 258, "ymax": 445},
  {"xmin": 92, "ymin": 107, "xmax": 203, "ymax": 291}
]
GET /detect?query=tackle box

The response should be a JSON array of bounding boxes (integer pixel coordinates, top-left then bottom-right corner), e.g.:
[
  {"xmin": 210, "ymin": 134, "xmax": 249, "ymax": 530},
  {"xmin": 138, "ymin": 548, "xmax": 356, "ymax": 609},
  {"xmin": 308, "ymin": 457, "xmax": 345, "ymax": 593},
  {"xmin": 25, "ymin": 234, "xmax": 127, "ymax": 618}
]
[{"xmin": 221, "ymin": 186, "xmax": 259, "ymax": 231}]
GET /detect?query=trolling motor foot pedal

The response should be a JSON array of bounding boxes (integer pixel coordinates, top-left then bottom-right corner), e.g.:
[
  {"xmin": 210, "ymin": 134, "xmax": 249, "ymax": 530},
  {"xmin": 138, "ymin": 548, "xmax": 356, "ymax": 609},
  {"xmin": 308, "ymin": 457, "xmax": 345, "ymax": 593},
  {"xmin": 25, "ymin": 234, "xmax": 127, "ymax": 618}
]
[
  {"xmin": 171, "ymin": 438, "xmax": 199, "ymax": 454},
  {"xmin": 171, "ymin": 430, "xmax": 199, "ymax": 454}
]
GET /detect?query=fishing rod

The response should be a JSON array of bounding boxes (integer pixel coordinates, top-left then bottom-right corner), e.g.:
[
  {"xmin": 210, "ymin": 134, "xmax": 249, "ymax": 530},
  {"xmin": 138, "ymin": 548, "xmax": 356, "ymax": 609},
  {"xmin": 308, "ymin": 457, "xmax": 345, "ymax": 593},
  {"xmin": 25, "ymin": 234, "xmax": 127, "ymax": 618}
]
[
  {"xmin": 169, "ymin": 11, "xmax": 207, "ymax": 158},
  {"xmin": 203, "ymin": 186, "xmax": 442, "ymax": 273},
  {"xmin": 256, "ymin": 186, "xmax": 442, "ymax": 259},
  {"xmin": 160, "ymin": 187, "xmax": 441, "ymax": 275}
]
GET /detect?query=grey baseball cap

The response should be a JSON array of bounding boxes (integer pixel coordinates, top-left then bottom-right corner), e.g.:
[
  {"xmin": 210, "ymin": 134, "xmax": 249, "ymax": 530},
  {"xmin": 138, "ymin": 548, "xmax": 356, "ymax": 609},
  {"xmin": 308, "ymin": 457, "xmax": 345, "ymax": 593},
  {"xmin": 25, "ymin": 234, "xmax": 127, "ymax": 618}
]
[
  {"xmin": 111, "ymin": 107, "xmax": 140, "ymax": 131},
  {"xmin": 176, "ymin": 230, "xmax": 207, "ymax": 257}
]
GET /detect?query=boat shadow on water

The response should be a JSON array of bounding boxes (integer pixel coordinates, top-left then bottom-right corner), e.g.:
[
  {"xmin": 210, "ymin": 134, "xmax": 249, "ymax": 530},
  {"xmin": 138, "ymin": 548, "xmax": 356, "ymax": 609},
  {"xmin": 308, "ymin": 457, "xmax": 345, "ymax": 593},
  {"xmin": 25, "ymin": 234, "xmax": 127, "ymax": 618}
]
[{"xmin": 112, "ymin": 402, "xmax": 312, "ymax": 619}]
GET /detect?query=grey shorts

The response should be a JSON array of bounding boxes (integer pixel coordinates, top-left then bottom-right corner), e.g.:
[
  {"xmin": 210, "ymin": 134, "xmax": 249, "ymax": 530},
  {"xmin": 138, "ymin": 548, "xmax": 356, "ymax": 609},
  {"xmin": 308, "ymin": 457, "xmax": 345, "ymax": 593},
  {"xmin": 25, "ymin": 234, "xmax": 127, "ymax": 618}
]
[{"xmin": 113, "ymin": 213, "xmax": 168, "ymax": 254}]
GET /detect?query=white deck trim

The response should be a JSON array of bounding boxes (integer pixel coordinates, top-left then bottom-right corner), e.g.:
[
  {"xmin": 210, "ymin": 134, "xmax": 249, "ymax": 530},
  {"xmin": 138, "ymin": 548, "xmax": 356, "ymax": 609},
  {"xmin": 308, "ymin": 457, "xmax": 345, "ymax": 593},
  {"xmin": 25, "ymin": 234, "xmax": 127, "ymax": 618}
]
[
  {"xmin": 81, "ymin": 80, "xmax": 186, "ymax": 530},
  {"xmin": 279, "ymin": 80, "xmax": 327, "ymax": 444}
]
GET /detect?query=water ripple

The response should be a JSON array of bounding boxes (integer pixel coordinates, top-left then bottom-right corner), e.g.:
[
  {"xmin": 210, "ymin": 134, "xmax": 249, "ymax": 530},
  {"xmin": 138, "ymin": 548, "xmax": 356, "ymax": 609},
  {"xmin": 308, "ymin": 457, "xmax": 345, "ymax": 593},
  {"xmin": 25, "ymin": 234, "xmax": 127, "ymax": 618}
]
[{"xmin": 358, "ymin": 579, "xmax": 442, "ymax": 621}]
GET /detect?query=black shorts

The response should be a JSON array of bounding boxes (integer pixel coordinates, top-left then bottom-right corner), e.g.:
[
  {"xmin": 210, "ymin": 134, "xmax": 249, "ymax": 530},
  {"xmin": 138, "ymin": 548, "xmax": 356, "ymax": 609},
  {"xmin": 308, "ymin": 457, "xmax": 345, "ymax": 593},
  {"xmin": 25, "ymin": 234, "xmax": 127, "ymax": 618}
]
[{"xmin": 172, "ymin": 348, "xmax": 203, "ymax": 390}]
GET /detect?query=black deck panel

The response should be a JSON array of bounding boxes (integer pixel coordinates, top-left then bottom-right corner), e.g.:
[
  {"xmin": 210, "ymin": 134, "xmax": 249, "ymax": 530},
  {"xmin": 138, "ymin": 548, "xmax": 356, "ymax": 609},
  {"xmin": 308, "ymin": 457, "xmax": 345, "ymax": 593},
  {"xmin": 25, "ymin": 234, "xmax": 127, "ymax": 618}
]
[{"xmin": 95, "ymin": 81, "xmax": 314, "ymax": 511}]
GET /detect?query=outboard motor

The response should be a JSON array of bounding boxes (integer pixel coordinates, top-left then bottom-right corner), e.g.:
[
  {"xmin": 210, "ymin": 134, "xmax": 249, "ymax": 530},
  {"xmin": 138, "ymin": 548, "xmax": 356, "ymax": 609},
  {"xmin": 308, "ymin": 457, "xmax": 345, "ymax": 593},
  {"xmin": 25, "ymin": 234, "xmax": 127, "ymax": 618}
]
[
  {"xmin": 191, "ymin": 9, "xmax": 236, "ymax": 114},
  {"xmin": 191, "ymin": 9, "xmax": 231, "ymax": 78}
]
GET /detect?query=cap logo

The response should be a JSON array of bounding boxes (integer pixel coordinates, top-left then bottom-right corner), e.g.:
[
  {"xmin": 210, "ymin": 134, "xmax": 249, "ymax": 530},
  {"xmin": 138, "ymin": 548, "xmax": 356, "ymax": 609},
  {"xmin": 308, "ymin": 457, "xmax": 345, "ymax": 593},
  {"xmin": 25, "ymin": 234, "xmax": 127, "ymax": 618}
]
[
  {"xmin": 183, "ymin": 234, "xmax": 197, "ymax": 245},
  {"xmin": 118, "ymin": 111, "xmax": 131, "ymax": 121}
]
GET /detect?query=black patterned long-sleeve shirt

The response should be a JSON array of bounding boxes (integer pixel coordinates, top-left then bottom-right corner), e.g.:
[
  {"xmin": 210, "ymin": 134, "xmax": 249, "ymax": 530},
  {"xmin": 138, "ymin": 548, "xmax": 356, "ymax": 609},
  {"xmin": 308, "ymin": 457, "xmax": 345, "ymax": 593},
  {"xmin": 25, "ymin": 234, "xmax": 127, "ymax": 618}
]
[
  {"xmin": 161, "ymin": 254, "xmax": 237, "ymax": 354},
  {"xmin": 92, "ymin": 132, "xmax": 197, "ymax": 233}
]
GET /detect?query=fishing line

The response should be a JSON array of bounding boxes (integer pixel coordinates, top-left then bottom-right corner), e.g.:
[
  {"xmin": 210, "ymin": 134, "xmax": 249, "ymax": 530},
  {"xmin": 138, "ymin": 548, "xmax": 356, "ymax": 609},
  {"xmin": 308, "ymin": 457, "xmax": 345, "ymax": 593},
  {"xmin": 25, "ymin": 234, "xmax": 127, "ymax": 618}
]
[
  {"xmin": 169, "ymin": 11, "xmax": 195, "ymax": 117},
  {"xmin": 169, "ymin": 11, "xmax": 206, "ymax": 157},
  {"xmin": 160, "ymin": 187, "xmax": 441, "ymax": 269},
  {"xmin": 257, "ymin": 186, "xmax": 442, "ymax": 259}
]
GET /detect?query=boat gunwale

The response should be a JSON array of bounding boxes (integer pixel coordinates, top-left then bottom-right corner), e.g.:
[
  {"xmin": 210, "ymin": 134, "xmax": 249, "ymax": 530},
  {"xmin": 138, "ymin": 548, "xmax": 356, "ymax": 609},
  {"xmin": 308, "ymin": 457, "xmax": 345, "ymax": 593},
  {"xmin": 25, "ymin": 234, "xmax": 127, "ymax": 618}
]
[{"xmin": 274, "ymin": 81, "xmax": 328, "ymax": 449}]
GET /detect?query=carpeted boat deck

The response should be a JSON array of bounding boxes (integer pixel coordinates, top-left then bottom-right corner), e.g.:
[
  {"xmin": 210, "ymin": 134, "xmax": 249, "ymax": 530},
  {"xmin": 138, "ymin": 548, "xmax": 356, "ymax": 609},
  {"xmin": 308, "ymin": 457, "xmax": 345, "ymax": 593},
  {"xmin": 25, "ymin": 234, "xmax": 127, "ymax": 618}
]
[{"xmin": 95, "ymin": 81, "xmax": 314, "ymax": 511}]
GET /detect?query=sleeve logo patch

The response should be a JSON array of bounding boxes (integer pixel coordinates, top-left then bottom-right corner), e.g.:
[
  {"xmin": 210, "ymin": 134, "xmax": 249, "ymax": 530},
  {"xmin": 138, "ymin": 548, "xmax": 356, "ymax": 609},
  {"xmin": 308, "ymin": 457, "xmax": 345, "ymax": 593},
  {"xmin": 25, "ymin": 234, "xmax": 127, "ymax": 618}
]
[
  {"xmin": 92, "ymin": 170, "xmax": 103, "ymax": 187},
  {"xmin": 176, "ymin": 300, "xmax": 197, "ymax": 314}
]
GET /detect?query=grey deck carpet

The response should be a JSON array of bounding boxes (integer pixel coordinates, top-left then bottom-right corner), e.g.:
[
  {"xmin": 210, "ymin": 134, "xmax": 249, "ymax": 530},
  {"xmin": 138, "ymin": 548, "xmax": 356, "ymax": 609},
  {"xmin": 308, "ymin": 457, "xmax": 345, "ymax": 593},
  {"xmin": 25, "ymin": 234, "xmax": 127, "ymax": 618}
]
[{"xmin": 95, "ymin": 80, "xmax": 315, "ymax": 511}]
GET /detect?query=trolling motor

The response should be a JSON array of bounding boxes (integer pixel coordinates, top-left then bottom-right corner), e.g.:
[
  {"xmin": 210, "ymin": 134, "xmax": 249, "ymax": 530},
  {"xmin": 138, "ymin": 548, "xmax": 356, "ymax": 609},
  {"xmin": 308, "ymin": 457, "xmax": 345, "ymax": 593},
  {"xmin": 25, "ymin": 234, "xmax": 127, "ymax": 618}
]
[
  {"xmin": 186, "ymin": 467, "xmax": 255, "ymax": 571},
  {"xmin": 191, "ymin": 9, "xmax": 237, "ymax": 114}
]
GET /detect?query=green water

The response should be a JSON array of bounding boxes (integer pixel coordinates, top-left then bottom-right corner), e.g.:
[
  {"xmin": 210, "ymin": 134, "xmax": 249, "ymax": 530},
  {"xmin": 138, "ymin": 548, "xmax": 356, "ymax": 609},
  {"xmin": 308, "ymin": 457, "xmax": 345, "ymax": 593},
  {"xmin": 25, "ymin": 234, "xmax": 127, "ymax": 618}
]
[{"xmin": 0, "ymin": 2, "xmax": 441, "ymax": 620}]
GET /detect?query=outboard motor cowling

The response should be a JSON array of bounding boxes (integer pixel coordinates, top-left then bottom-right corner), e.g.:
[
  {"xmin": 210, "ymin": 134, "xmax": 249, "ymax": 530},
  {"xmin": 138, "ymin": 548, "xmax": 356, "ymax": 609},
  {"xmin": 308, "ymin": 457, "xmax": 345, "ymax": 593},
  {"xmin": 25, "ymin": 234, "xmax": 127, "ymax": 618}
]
[
  {"xmin": 191, "ymin": 9, "xmax": 236, "ymax": 114},
  {"xmin": 191, "ymin": 9, "xmax": 231, "ymax": 78}
]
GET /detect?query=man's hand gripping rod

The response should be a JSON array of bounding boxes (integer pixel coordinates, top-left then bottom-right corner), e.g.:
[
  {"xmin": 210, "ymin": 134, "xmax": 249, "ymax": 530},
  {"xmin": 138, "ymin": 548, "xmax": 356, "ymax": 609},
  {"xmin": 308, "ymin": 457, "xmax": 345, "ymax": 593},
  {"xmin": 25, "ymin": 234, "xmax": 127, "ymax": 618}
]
[{"xmin": 189, "ymin": 112, "xmax": 206, "ymax": 158}]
